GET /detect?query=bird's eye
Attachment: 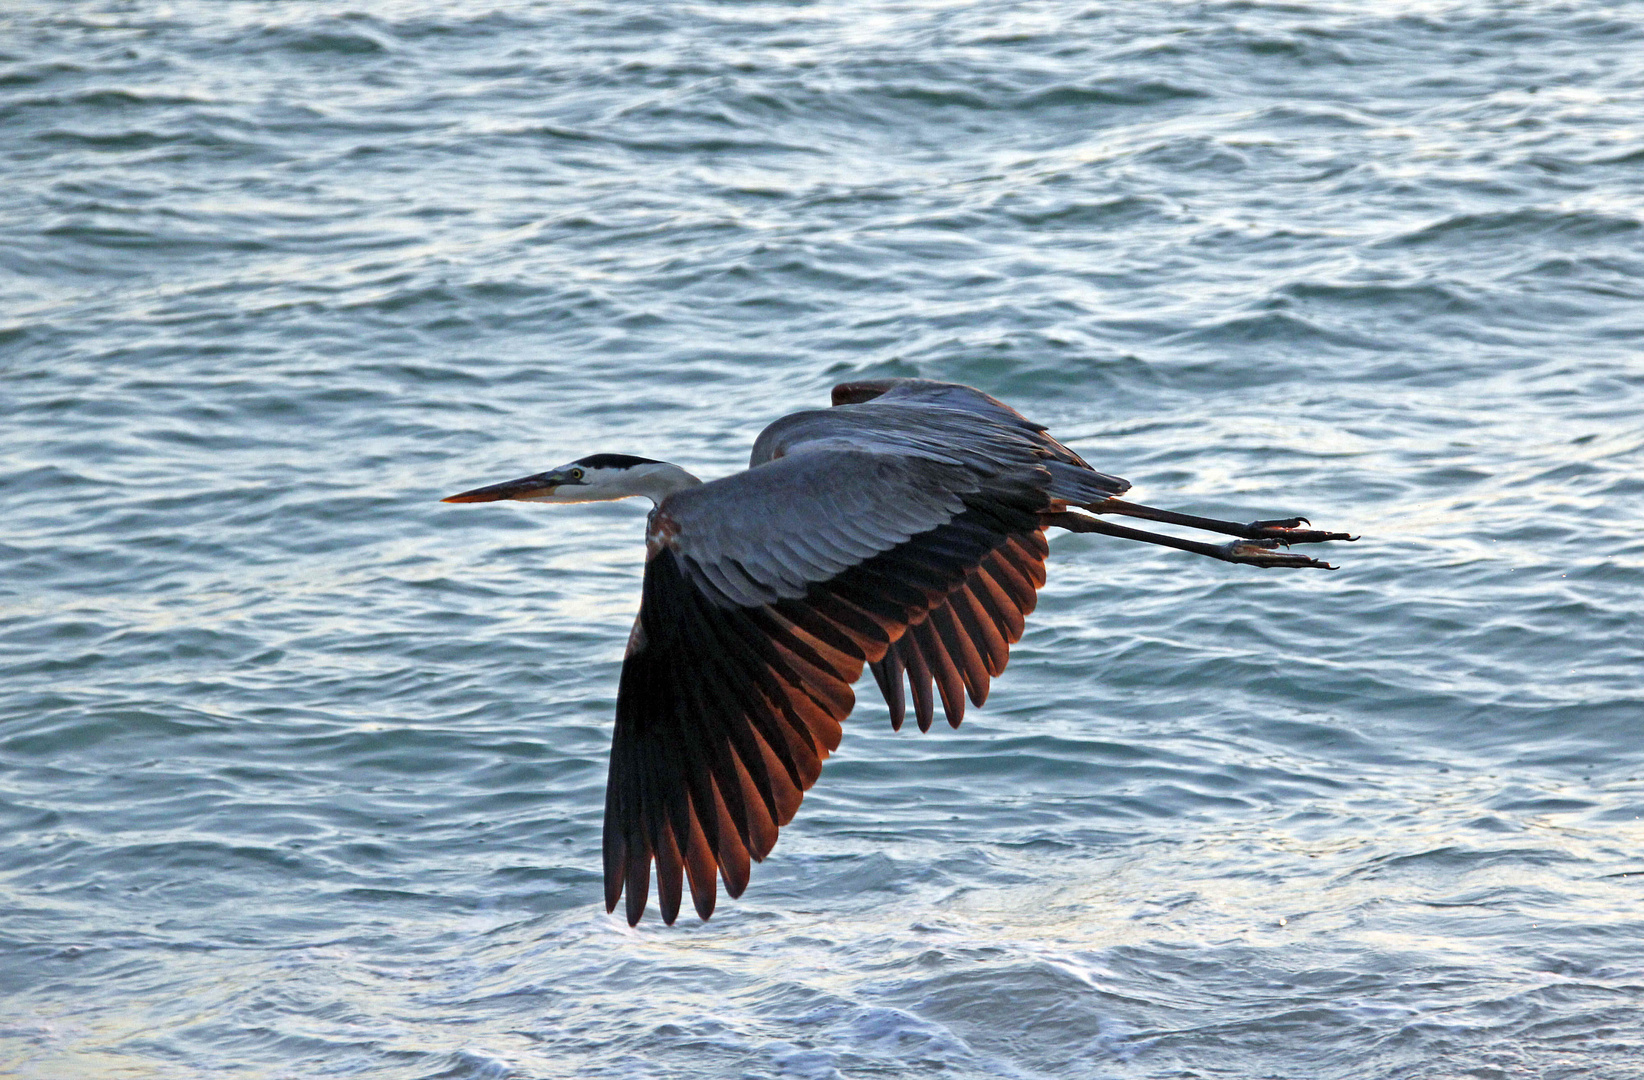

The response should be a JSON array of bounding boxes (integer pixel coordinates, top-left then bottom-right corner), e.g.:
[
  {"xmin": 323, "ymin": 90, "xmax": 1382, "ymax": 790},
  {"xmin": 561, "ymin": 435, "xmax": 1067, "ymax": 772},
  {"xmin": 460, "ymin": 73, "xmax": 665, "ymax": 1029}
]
[{"xmin": 570, "ymin": 468, "xmax": 585, "ymax": 481}]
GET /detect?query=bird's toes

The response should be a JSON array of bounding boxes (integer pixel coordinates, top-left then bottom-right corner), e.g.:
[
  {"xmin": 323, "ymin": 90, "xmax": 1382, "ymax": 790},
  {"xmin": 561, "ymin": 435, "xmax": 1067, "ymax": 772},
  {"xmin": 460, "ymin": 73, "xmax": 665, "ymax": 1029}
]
[
  {"xmin": 1246, "ymin": 519, "xmax": 1358, "ymax": 545},
  {"xmin": 1221, "ymin": 539, "xmax": 1337, "ymax": 569}
]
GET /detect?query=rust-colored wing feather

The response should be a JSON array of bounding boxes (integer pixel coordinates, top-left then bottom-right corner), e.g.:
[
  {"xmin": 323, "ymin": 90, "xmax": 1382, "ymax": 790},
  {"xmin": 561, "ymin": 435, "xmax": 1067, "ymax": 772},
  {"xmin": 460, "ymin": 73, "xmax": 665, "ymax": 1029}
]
[
  {"xmin": 870, "ymin": 532, "xmax": 1049, "ymax": 732},
  {"xmin": 603, "ymin": 490, "xmax": 1050, "ymax": 924}
]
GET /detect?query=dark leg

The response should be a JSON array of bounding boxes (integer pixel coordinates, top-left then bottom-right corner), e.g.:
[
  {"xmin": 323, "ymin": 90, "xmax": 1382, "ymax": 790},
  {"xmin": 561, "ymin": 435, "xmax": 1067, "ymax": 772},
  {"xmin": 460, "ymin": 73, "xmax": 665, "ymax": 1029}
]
[
  {"xmin": 1044, "ymin": 511, "xmax": 1338, "ymax": 569},
  {"xmin": 1089, "ymin": 498, "xmax": 1356, "ymax": 545}
]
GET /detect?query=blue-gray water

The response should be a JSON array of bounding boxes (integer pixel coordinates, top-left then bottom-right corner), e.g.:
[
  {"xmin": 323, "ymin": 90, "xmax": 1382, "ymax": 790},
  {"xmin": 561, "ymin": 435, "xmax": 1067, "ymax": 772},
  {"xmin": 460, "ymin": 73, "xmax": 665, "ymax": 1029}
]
[{"xmin": 4, "ymin": 1, "xmax": 1643, "ymax": 1077}]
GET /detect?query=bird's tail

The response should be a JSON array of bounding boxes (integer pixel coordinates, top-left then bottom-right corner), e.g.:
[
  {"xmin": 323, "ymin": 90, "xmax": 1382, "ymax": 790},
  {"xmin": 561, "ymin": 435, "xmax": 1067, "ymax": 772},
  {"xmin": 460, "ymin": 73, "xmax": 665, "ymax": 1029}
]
[{"xmin": 1044, "ymin": 460, "xmax": 1131, "ymax": 507}]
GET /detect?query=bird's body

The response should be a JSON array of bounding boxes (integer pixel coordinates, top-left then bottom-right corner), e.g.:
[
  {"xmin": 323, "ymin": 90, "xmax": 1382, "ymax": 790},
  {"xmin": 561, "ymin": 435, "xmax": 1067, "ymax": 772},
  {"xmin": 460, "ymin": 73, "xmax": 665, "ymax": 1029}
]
[{"xmin": 443, "ymin": 379, "xmax": 1352, "ymax": 925}]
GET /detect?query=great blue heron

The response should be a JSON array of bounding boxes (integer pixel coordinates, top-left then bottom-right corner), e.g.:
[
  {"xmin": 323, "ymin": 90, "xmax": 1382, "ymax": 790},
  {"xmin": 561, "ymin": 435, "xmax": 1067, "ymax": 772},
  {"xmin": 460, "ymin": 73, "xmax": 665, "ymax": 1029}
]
[{"xmin": 443, "ymin": 379, "xmax": 1353, "ymax": 925}]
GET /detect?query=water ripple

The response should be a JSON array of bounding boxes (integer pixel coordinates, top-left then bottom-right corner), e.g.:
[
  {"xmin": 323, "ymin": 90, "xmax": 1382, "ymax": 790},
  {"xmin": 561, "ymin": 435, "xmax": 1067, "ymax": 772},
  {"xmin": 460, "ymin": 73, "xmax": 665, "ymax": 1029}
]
[{"xmin": 5, "ymin": 0, "xmax": 1644, "ymax": 1076}]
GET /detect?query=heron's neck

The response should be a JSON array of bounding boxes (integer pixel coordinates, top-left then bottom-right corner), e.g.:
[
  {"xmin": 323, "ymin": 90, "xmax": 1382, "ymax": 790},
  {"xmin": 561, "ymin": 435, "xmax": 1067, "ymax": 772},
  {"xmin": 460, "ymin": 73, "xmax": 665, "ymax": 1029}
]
[{"xmin": 628, "ymin": 461, "xmax": 702, "ymax": 506}]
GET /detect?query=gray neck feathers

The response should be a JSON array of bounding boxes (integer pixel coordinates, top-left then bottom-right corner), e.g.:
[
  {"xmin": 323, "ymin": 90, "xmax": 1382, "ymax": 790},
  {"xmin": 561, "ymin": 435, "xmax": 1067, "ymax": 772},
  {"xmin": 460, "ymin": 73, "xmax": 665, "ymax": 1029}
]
[{"xmin": 628, "ymin": 462, "xmax": 703, "ymax": 505}]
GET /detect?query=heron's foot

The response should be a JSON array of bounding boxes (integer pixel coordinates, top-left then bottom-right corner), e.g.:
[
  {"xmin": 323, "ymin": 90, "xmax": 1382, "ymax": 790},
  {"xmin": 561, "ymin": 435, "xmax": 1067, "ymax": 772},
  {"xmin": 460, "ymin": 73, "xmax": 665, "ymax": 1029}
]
[
  {"xmin": 1220, "ymin": 538, "xmax": 1337, "ymax": 569},
  {"xmin": 1246, "ymin": 518, "xmax": 1359, "ymax": 545}
]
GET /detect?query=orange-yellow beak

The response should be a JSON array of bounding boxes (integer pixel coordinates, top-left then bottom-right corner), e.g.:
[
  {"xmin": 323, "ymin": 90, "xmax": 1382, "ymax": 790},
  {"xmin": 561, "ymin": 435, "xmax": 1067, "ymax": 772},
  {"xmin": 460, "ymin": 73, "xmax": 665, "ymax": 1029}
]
[{"xmin": 441, "ymin": 471, "xmax": 563, "ymax": 503}]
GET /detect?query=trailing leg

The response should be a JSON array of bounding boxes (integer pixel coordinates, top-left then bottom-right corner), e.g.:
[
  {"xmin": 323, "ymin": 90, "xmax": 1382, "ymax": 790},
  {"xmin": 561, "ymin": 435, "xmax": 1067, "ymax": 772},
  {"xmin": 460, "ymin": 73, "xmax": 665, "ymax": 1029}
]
[
  {"xmin": 1086, "ymin": 497, "xmax": 1356, "ymax": 545},
  {"xmin": 1044, "ymin": 511, "xmax": 1338, "ymax": 569}
]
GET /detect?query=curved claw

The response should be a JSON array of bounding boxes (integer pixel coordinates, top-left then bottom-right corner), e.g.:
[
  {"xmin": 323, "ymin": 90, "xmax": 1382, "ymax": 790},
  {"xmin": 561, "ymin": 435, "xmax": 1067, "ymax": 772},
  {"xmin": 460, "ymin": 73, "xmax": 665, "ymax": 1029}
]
[{"xmin": 1221, "ymin": 539, "xmax": 1336, "ymax": 569}]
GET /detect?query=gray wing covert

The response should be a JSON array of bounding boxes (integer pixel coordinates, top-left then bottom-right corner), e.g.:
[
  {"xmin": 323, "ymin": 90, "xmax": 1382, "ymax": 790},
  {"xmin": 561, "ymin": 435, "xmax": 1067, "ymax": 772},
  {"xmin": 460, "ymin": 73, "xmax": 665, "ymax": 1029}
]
[
  {"xmin": 663, "ymin": 451, "xmax": 981, "ymax": 607},
  {"xmin": 603, "ymin": 448, "xmax": 1055, "ymax": 924}
]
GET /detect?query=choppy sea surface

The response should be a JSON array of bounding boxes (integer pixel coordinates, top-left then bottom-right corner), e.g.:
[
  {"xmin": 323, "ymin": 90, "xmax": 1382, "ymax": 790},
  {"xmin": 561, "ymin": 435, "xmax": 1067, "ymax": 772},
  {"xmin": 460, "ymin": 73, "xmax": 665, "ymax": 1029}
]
[{"xmin": 5, "ymin": 1, "xmax": 1644, "ymax": 1076}]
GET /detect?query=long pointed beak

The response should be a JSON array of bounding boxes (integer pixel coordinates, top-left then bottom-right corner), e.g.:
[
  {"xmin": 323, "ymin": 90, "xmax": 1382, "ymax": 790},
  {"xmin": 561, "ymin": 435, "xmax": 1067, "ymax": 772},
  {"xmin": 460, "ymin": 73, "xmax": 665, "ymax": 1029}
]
[{"xmin": 442, "ymin": 473, "xmax": 561, "ymax": 503}]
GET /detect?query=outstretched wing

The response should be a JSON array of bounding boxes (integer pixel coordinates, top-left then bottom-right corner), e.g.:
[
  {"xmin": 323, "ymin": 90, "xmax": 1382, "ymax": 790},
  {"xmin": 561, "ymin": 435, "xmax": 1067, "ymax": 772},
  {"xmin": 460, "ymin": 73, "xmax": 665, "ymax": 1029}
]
[
  {"xmin": 603, "ymin": 385, "xmax": 1130, "ymax": 925},
  {"xmin": 787, "ymin": 378, "xmax": 1130, "ymax": 731}
]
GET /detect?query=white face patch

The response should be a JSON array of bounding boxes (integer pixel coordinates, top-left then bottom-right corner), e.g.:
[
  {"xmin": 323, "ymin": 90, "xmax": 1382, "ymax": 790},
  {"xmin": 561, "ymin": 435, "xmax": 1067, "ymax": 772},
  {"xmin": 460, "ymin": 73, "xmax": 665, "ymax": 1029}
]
[{"xmin": 515, "ymin": 461, "xmax": 636, "ymax": 503}]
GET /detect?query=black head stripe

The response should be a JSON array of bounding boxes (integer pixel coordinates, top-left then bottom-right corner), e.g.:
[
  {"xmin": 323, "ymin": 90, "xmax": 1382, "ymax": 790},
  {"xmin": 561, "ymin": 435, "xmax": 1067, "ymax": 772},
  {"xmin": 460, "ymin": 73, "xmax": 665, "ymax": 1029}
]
[{"xmin": 574, "ymin": 453, "xmax": 662, "ymax": 470}]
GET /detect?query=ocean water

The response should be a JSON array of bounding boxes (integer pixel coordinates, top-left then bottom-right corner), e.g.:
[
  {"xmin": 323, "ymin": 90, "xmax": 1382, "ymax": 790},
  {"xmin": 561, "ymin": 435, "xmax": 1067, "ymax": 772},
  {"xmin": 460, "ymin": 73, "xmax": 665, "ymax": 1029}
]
[{"xmin": 4, "ymin": 1, "xmax": 1644, "ymax": 1076}]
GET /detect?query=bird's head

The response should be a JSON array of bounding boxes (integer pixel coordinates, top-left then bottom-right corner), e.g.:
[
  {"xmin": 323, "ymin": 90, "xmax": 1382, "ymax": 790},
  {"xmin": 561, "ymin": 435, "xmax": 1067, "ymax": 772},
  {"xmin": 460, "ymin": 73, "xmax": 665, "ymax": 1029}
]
[{"xmin": 442, "ymin": 454, "xmax": 701, "ymax": 507}]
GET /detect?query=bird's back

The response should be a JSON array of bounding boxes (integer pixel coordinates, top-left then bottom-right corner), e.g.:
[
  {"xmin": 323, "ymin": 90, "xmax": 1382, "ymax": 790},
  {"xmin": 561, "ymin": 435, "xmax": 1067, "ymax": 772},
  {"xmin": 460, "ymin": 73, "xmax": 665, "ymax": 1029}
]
[{"xmin": 746, "ymin": 378, "xmax": 1129, "ymax": 506}]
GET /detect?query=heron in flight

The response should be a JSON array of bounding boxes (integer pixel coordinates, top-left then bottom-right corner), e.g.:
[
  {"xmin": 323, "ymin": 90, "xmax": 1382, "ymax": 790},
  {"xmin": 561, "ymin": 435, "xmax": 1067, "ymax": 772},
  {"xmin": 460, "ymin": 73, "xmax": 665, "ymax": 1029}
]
[{"xmin": 443, "ymin": 379, "xmax": 1352, "ymax": 925}]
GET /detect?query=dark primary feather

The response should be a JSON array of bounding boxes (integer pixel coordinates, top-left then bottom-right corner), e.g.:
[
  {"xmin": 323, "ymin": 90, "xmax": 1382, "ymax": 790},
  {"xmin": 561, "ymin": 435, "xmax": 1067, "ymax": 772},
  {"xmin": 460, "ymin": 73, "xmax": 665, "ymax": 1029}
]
[{"xmin": 603, "ymin": 379, "xmax": 1122, "ymax": 925}]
